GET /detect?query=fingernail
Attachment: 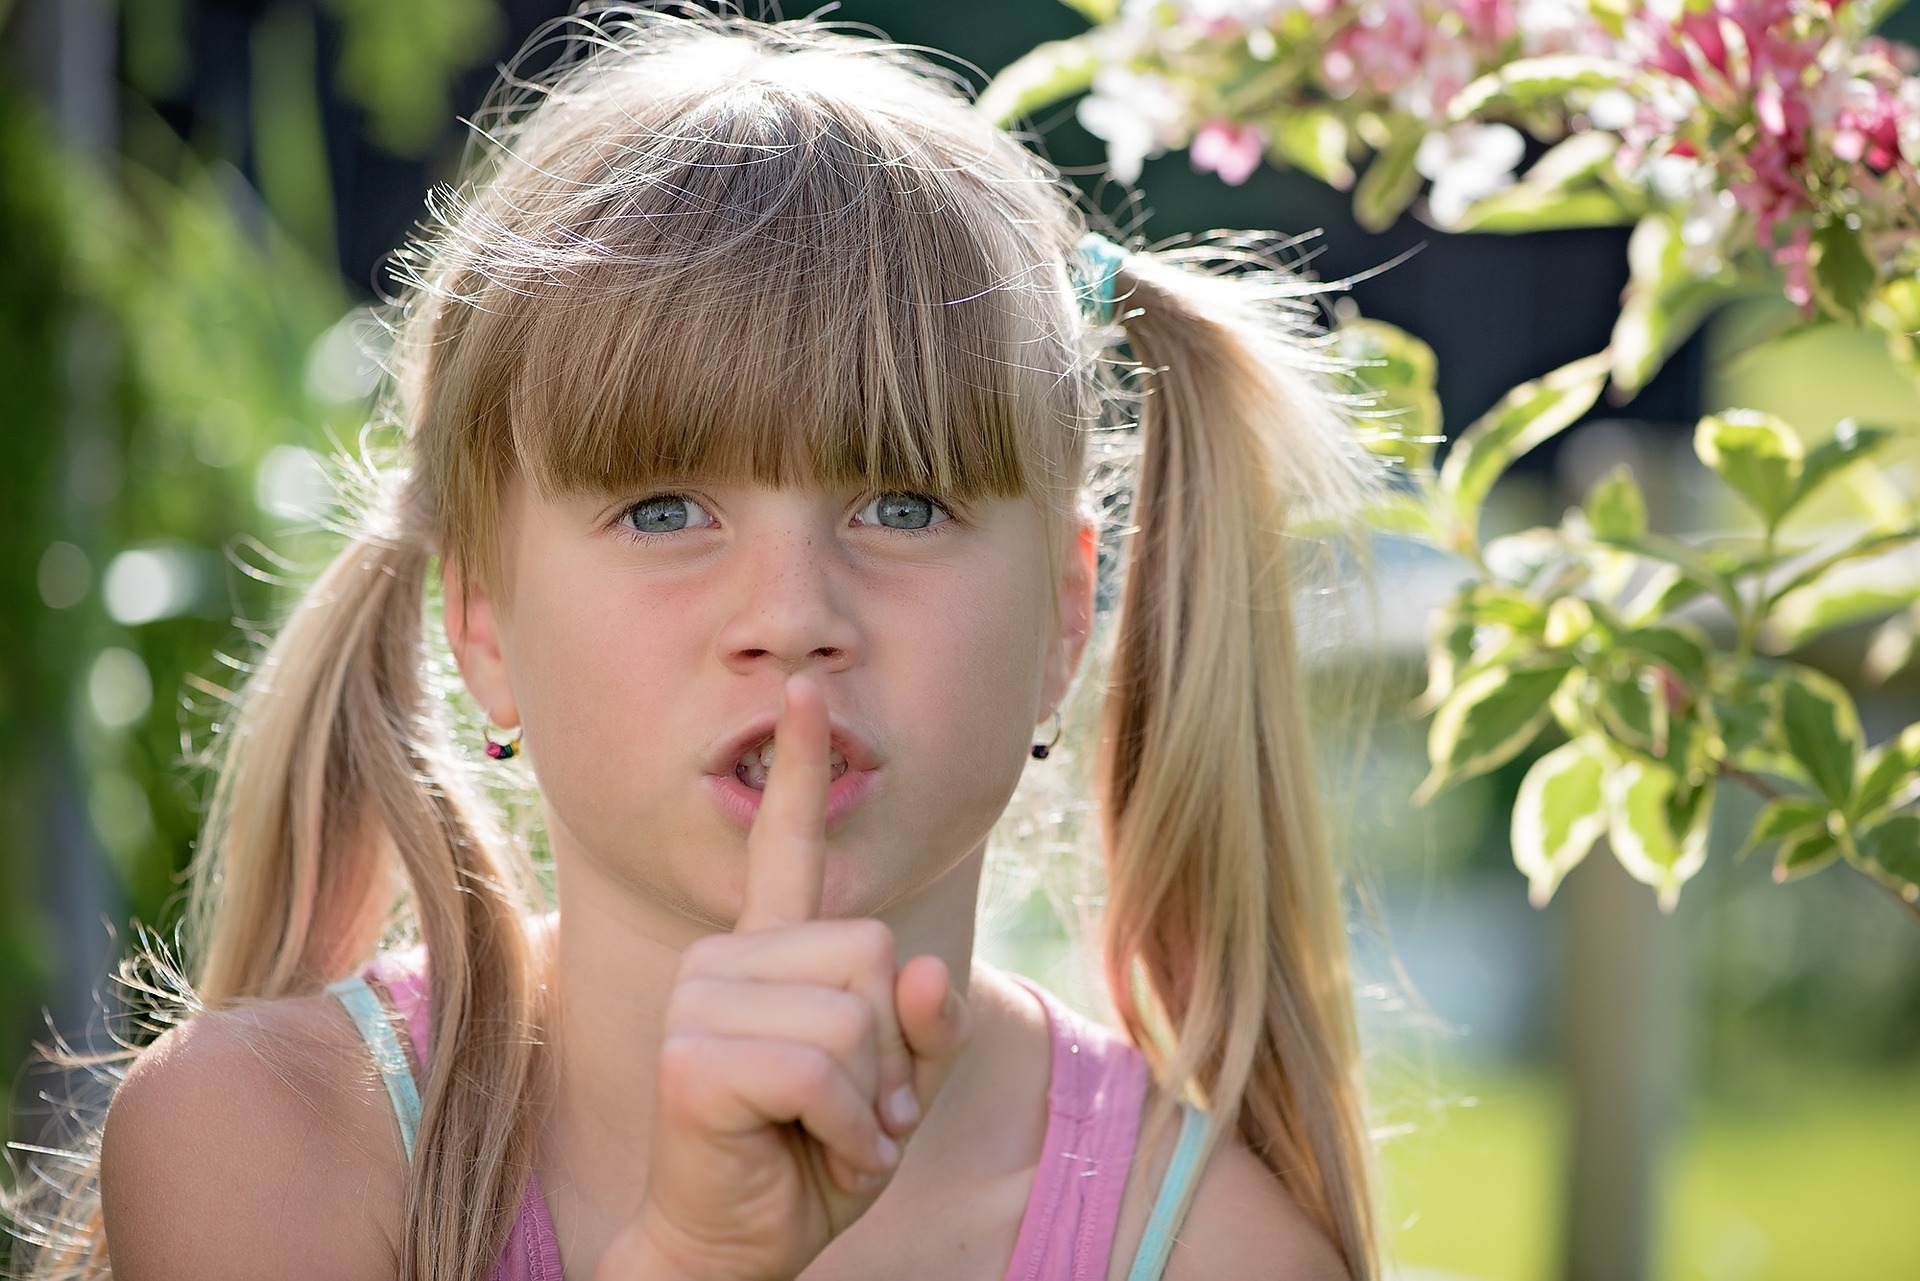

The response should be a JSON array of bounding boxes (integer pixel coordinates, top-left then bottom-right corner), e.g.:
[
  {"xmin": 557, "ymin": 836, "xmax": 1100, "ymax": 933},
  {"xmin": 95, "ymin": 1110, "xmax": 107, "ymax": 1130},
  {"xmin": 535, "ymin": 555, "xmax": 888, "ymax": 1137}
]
[
  {"xmin": 875, "ymin": 1134, "xmax": 901, "ymax": 1167},
  {"xmin": 856, "ymin": 1171, "xmax": 885, "ymax": 1195},
  {"xmin": 887, "ymin": 1085, "xmax": 921, "ymax": 1130}
]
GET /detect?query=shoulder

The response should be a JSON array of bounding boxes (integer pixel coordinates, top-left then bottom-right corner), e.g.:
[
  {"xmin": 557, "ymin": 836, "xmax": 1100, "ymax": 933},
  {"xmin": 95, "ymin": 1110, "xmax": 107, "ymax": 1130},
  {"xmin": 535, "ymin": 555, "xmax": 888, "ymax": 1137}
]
[
  {"xmin": 1160, "ymin": 1134, "xmax": 1351, "ymax": 1281},
  {"xmin": 1109, "ymin": 1087, "xmax": 1352, "ymax": 1281},
  {"xmin": 101, "ymin": 990, "xmax": 408, "ymax": 1281}
]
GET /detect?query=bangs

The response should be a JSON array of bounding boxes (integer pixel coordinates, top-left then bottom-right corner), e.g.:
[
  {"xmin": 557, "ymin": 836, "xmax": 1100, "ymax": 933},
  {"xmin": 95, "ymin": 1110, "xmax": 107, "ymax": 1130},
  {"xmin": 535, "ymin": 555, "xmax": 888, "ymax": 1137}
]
[{"xmin": 488, "ymin": 80, "xmax": 1077, "ymax": 503}]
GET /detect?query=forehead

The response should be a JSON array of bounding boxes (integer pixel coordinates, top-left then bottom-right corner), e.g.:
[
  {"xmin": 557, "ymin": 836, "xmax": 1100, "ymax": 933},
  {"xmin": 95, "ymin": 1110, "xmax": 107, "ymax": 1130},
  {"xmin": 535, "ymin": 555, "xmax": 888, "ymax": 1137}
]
[{"xmin": 421, "ymin": 58, "xmax": 1096, "ymax": 594}]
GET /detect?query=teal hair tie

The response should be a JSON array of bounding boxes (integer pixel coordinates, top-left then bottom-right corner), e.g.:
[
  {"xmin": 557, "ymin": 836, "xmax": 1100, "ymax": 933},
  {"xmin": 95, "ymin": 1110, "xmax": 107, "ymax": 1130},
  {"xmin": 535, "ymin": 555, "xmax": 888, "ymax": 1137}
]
[{"xmin": 1074, "ymin": 232, "xmax": 1129, "ymax": 325}]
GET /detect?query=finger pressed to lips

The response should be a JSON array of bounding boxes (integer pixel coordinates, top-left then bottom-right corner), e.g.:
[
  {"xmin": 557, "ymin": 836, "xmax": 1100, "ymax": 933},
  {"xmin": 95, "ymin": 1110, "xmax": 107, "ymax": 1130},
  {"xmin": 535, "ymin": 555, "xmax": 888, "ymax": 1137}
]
[{"xmin": 736, "ymin": 674, "xmax": 832, "ymax": 931}]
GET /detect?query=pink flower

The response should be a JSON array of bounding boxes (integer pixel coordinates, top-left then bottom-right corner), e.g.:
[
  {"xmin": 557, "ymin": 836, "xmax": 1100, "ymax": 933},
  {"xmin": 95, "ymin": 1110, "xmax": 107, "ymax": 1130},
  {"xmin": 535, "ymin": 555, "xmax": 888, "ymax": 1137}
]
[
  {"xmin": 1190, "ymin": 119, "xmax": 1269, "ymax": 184},
  {"xmin": 1832, "ymin": 81, "xmax": 1905, "ymax": 172}
]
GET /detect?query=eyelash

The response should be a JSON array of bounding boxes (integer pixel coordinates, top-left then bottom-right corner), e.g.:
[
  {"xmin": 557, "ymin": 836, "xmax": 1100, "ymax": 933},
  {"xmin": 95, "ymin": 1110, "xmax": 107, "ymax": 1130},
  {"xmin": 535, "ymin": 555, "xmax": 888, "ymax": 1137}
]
[{"xmin": 611, "ymin": 491, "xmax": 958, "ymax": 544}]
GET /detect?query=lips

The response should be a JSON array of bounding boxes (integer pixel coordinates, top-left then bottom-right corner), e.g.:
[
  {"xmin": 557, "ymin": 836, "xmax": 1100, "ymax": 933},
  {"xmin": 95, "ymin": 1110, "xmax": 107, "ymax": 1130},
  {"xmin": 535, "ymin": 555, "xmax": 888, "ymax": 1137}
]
[
  {"xmin": 704, "ymin": 715, "xmax": 881, "ymax": 829},
  {"xmin": 706, "ymin": 714, "xmax": 880, "ymax": 780}
]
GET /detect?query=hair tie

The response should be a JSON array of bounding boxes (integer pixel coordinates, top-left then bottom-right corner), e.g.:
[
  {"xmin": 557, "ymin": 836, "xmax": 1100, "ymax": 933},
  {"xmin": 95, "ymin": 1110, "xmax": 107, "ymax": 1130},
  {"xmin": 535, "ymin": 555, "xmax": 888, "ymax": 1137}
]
[{"xmin": 1074, "ymin": 232, "xmax": 1129, "ymax": 325}]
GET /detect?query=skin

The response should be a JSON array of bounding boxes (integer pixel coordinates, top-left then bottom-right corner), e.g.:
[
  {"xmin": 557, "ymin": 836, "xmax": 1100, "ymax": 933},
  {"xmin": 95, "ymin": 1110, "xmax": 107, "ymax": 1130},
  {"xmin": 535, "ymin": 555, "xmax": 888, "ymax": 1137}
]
[
  {"xmin": 457, "ymin": 479, "xmax": 1080, "ymax": 1277},
  {"xmin": 98, "ymin": 476, "xmax": 1350, "ymax": 1280}
]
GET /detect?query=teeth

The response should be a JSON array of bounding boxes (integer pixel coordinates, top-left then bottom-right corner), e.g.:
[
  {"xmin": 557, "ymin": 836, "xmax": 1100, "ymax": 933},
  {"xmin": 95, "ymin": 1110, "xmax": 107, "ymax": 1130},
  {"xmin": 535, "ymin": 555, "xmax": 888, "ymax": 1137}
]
[{"xmin": 734, "ymin": 740, "xmax": 850, "ymax": 791}]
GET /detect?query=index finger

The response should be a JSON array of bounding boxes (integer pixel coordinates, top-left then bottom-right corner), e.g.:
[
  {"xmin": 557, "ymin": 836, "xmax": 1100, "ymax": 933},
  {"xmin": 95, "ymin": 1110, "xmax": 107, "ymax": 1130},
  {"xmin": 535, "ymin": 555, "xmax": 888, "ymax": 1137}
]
[{"xmin": 736, "ymin": 674, "xmax": 830, "ymax": 932}]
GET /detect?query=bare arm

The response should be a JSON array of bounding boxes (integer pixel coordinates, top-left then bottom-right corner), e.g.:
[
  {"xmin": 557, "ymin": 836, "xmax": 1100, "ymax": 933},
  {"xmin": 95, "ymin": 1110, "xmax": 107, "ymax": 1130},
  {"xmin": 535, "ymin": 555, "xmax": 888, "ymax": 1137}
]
[{"xmin": 100, "ymin": 997, "xmax": 407, "ymax": 1281}]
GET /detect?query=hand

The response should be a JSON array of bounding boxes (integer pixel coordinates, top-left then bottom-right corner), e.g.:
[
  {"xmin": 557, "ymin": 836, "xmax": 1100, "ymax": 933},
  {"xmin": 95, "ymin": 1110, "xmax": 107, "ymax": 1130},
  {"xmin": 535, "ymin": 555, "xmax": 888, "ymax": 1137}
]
[{"xmin": 600, "ymin": 675, "xmax": 972, "ymax": 1281}]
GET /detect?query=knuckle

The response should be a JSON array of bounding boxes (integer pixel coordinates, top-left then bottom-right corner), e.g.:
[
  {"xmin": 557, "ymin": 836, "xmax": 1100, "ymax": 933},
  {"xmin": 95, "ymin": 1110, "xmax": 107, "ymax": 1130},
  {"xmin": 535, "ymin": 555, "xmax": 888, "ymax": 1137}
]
[
  {"xmin": 663, "ymin": 976, "xmax": 718, "ymax": 1029},
  {"xmin": 677, "ymin": 935, "xmax": 726, "ymax": 979},
  {"xmin": 847, "ymin": 918, "xmax": 896, "ymax": 974},
  {"xmin": 792, "ymin": 1045, "xmax": 839, "ymax": 1099},
  {"xmin": 824, "ymin": 991, "xmax": 876, "ymax": 1056},
  {"xmin": 655, "ymin": 1035, "xmax": 713, "ymax": 1105}
]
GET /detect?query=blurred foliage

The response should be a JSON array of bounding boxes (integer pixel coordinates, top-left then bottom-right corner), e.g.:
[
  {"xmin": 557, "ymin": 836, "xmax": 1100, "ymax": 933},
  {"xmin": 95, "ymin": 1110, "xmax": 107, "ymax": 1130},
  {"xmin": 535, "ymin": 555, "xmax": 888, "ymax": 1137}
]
[{"xmin": 0, "ymin": 0, "xmax": 508, "ymax": 1103}]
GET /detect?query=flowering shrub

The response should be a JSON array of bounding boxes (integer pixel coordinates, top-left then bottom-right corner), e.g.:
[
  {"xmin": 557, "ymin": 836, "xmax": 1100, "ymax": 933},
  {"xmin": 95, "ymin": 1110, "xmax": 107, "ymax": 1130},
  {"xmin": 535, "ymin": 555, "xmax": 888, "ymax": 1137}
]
[
  {"xmin": 985, "ymin": 0, "xmax": 1920, "ymax": 392},
  {"xmin": 988, "ymin": 0, "xmax": 1920, "ymax": 915},
  {"xmin": 1345, "ymin": 320, "xmax": 1920, "ymax": 917}
]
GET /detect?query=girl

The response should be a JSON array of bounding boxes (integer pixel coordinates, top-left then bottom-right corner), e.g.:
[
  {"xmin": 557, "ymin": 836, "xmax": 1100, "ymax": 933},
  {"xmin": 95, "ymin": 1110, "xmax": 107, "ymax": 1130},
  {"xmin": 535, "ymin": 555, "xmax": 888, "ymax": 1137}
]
[{"xmin": 17, "ymin": 7, "xmax": 1376, "ymax": 1279}]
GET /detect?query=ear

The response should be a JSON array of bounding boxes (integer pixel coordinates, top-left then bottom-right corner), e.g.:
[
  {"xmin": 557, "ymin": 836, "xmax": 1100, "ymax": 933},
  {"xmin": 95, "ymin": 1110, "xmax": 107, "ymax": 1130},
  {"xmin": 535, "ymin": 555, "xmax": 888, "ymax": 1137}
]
[
  {"xmin": 441, "ymin": 559, "xmax": 520, "ymax": 729},
  {"xmin": 1039, "ymin": 521, "xmax": 1097, "ymax": 720}
]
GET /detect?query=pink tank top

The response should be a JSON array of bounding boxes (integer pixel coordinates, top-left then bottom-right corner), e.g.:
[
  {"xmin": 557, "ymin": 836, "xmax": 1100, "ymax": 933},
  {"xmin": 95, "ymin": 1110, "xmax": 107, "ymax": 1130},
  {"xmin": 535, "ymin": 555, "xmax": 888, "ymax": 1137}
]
[{"xmin": 364, "ymin": 954, "xmax": 1173, "ymax": 1280}]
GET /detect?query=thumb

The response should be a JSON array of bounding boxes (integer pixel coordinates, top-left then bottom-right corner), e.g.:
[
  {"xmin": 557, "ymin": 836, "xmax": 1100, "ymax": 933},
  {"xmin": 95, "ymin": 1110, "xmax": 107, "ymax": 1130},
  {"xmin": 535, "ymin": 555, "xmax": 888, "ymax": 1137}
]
[{"xmin": 894, "ymin": 955, "xmax": 972, "ymax": 1124}]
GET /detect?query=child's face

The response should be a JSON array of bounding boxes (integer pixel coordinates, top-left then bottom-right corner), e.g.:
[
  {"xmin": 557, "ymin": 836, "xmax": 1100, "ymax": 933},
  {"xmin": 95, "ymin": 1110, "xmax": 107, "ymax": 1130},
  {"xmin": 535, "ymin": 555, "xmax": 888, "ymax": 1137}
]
[{"xmin": 445, "ymin": 476, "xmax": 1093, "ymax": 930}]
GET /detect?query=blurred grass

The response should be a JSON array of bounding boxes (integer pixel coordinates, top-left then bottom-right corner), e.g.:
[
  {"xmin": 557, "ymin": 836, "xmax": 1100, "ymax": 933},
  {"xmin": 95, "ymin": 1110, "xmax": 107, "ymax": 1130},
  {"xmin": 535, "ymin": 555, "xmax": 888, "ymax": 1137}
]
[{"xmin": 1382, "ymin": 1064, "xmax": 1920, "ymax": 1281}]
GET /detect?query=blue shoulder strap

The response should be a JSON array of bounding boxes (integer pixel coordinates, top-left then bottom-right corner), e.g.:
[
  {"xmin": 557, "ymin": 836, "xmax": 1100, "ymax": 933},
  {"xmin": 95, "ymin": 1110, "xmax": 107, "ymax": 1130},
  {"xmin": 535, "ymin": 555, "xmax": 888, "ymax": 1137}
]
[
  {"xmin": 326, "ymin": 975, "xmax": 421, "ymax": 1162},
  {"xmin": 1126, "ymin": 1101, "xmax": 1211, "ymax": 1281}
]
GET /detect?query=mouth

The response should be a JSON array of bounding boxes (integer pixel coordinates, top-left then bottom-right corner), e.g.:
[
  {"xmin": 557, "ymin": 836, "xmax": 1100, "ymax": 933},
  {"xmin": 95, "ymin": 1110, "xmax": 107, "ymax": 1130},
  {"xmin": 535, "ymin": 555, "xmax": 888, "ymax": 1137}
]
[{"xmin": 732, "ymin": 738, "xmax": 850, "ymax": 792}]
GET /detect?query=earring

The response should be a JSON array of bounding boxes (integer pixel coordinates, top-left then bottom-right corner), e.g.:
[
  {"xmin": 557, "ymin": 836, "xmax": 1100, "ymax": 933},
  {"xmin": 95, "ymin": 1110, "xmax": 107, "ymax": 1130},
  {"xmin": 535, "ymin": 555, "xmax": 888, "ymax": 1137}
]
[
  {"xmin": 1031, "ymin": 710, "xmax": 1063, "ymax": 760},
  {"xmin": 483, "ymin": 722, "xmax": 522, "ymax": 760}
]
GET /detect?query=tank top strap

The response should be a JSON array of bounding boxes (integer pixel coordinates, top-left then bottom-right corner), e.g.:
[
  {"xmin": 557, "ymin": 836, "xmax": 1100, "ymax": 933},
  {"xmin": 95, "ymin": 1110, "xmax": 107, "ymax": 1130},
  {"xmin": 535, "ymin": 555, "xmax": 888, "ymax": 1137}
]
[
  {"xmin": 325, "ymin": 973, "xmax": 422, "ymax": 1162},
  {"xmin": 330, "ymin": 950, "xmax": 564, "ymax": 1281},
  {"xmin": 1124, "ymin": 1100, "xmax": 1211, "ymax": 1281}
]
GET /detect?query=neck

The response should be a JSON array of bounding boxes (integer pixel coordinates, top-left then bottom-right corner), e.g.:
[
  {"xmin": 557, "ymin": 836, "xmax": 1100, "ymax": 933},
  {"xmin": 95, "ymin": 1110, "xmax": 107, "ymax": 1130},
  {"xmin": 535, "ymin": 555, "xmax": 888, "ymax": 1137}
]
[{"xmin": 535, "ymin": 826, "xmax": 988, "ymax": 1253}]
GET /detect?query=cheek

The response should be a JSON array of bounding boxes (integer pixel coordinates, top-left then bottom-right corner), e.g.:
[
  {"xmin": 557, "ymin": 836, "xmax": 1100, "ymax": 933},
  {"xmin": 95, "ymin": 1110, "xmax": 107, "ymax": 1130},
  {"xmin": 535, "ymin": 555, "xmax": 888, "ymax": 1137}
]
[
  {"xmin": 891, "ymin": 559, "xmax": 1055, "ymax": 792},
  {"xmin": 505, "ymin": 565, "xmax": 701, "ymax": 802}
]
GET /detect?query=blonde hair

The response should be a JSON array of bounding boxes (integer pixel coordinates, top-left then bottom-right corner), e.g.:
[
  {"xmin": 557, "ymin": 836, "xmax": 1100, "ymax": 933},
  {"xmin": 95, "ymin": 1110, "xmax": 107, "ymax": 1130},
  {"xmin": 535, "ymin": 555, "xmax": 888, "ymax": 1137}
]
[{"xmin": 9, "ymin": 9, "xmax": 1376, "ymax": 1279}]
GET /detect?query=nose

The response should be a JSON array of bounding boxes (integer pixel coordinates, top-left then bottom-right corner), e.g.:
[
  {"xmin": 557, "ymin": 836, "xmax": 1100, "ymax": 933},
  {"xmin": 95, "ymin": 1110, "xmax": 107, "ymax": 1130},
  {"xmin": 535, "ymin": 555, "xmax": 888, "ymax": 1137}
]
[{"xmin": 715, "ymin": 527, "xmax": 862, "ymax": 677}]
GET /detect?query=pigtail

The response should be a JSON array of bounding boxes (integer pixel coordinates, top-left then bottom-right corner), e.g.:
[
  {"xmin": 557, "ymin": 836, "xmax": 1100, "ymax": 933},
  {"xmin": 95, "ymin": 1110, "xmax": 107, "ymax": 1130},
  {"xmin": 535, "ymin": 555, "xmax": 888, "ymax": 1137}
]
[
  {"xmin": 1092, "ymin": 244, "xmax": 1377, "ymax": 1278},
  {"xmin": 187, "ymin": 474, "xmax": 544, "ymax": 1281}
]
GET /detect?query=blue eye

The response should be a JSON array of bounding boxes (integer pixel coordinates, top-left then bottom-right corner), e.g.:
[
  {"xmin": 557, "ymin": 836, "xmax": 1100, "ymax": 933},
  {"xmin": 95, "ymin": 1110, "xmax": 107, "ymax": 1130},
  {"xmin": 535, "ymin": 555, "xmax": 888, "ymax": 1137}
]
[
  {"xmin": 858, "ymin": 493, "xmax": 950, "ymax": 531},
  {"xmin": 621, "ymin": 494, "xmax": 712, "ymax": 536}
]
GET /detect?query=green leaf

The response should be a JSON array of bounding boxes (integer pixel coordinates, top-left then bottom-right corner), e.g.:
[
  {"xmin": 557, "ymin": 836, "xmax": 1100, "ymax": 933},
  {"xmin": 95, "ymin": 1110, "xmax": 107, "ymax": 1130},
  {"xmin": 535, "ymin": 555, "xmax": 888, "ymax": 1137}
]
[
  {"xmin": 1617, "ymin": 624, "xmax": 1710, "ymax": 684},
  {"xmin": 1449, "ymin": 186, "xmax": 1635, "ymax": 234},
  {"xmin": 1606, "ymin": 761, "xmax": 1711, "ymax": 911},
  {"xmin": 1785, "ymin": 420, "xmax": 1896, "ymax": 518},
  {"xmin": 1855, "ymin": 814, "xmax": 1920, "ymax": 894},
  {"xmin": 1413, "ymin": 597, "xmax": 1479, "ymax": 715},
  {"xmin": 1545, "ymin": 596, "xmax": 1595, "ymax": 648},
  {"xmin": 1865, "ymin": 612, "xmax": 1920, "ymax": 685},
  {"xmin": 1773, "ymin": 825, "xmax": 1841, "ymax": 882},
  {"xmin": 1417, "ymin": 661, "xmax": 1575, "ymax": 803},
  {"xmin": 1272, "ymin": 109, "xmax": 1355, "ymax": 190},
  {"xmin": 1597, "ymin": 666, "xmax": 1670, "ymax": 758},
  {"xmin": 1447, "ymin": 128, "xmax": 1633, "ymax": 234},
  {"xmin": 1363, "ymin": 491, "xmax": 1442, "ymax": 538},
  {"xmin": 1341, "ymin": 318, "xmax": 1442, "ymax": 470},
  {"xmin": 1738, "ymin": 796, "xmax": 1830, "ymax": 860},
  {"xmin": 1353, "ymin": 129, "xmax": 1424, "ymax": 234},
  {"xmin": 1855, "ymin": 722, "xmax": 1920, "ymax": 818},
  {"xmin": 1611, "ymin": 213, "xmax": 1734, "ymax": 393},
  {"xmin": 977, "ymin": 35, "xmax": 1101, "ymax": 126},
  {"xmin": 1447, "ymin": 56, "xmax": 1640, "ymax": 120},
  {"xmin": 1590, "ymin": 529, "xmax": 1740, "ymax": 613},
  {"xmin": 1512, "ymin": 736, "xmax": 1611, "ymax": 906},
  {"xmin": 1715, "ymin": 684, "xmax": 1778, "ymax": 759},
  {"xmin": 1695, "ymin": 410, "xmax": 1805, "ymax": 527},
  {"xmin": 1763, "ymin": 581, "xmax": 1920, "ymax": 652},
  {"xmin": 1778, "ymin": 667, "xmax": 1863, "ymax": 807},
  {"xmin": 1439, "ymin": 351, "xmax": 1611, "ymax": 521},
  {"xmin": 1584, "ymin": 463, "xmax": 1647, "ymax": 540},
  {"xmin": 1055, "ymin": 0, "xmax": 1120, "ymax": 19},
  {"xmin": 1810, "ymin": 220, "xmax": 1879, "ymax": 323},
  {"xmin": 1621, "ymin": 563, "xmax": 1699, "ymax": 624},
  {"xmin": 1767, "ymin": 525, "xmax": 1920, "ymax": 606}
]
